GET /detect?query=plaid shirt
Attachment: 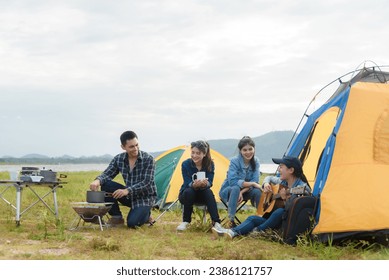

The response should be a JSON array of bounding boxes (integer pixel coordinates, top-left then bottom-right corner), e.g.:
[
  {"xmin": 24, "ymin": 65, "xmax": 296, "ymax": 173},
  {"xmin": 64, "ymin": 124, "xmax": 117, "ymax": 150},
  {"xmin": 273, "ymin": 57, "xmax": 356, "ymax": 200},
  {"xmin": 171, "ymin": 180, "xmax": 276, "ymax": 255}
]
[{"xmin": 97, "ymin": 151, "xmax": 157, "ymax": 207}]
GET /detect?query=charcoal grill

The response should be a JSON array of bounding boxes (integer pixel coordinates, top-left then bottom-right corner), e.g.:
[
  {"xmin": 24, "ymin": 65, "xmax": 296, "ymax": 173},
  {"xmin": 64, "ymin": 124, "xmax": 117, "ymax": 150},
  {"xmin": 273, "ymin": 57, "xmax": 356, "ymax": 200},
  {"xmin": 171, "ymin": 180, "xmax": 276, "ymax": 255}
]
[{"xmin": 69, "ymin": 202, "xmax": 113, "ymax": 231}]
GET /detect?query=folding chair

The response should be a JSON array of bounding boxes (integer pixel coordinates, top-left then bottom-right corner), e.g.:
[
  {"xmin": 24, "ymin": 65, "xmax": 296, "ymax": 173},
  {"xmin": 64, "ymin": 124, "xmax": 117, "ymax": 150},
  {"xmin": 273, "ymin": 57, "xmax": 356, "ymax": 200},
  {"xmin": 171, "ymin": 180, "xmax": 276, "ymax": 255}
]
[
  {"xmin": 193, "ymin": 203, "xmax": 208, "ymax": 224},
  {"xmin": 219, "ymin": 197, "xmax": 248, "ymax": 225},
  {"xmin": 173, "ymin": 202, "xmax": 208, "ymax": 224}
]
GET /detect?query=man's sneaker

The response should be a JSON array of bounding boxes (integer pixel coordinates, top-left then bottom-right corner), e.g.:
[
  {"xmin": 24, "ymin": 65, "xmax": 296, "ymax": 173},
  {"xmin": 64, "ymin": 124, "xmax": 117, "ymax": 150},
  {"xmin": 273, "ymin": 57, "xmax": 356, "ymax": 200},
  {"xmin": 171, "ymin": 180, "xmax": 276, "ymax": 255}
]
[
  {"xmin": 107, "ymin": 217, "xmax": 124, "ymax": 227},
  {"xmin": 211, "ymin": 224, "xmax": 226, "ymax": 237},
  {"xmin": 225, "ymin": 229, "xmax": 236, "ymax": 239},
  {"xmin": 176, "ymin": 222, "xmax": 189, "ymax": 231},
  {"xmin": 148, "ymin": 216, "xmax": 156, "ymax": 226}
]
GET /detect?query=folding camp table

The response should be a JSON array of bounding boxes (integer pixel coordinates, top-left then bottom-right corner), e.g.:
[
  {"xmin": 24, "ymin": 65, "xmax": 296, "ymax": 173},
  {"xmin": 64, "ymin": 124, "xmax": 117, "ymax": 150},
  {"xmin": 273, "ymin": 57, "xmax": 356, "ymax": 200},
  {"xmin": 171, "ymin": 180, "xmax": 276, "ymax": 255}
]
[{"xmin": 0, "ymin": 180, "xmax": 65, "ymax": 225}]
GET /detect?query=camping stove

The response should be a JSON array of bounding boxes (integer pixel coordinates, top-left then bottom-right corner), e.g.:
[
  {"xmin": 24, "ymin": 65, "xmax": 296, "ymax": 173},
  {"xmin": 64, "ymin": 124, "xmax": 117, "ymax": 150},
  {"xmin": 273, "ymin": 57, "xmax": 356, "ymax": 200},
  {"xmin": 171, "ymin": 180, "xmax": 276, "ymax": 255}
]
[{"xmin": 69, "ymin": 202, "xmax": 113, "ymax": 231}]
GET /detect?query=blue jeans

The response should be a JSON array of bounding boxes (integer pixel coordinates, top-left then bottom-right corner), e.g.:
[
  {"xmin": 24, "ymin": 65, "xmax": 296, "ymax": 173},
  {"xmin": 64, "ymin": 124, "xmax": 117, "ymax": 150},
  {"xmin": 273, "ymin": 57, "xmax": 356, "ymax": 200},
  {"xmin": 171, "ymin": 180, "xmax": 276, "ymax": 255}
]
[
  {"xmin": 178, "ymin": 187, "xmax": 220, "ymax": 223},
  {"xmin": 125, "ymin": 206, "xmax": 152, "ymax": 228},
  {"xmin": 220, "ymin": 185, "xmax": 262, "ymax": 221},
  {"xmin": 232, "ymin": 208, "xmax": 285, "ymax": 236},
  {"xmin": 102, "ymin": 180, "xmax": 152, "ymax": 228}
]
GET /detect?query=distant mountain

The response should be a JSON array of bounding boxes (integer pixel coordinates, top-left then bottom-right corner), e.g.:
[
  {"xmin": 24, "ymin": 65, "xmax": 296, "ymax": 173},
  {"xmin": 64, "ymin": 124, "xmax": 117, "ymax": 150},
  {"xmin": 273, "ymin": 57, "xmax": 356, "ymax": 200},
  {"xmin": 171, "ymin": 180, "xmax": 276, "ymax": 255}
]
[
  {"xmin": 21, "ymin": 154, "xmax": 50, "ymax": 159},
  {"xmin": 101, "ymin": 154, "xmax": 114, "ymax": 159},
  {"xmin": 0, "ymin": 131, "xmax": 295, "ymax": 164},
  {"xmin": 152, "ymin": 130, "xmax": 295, "ymax": 163},
  {"xmin": 208, "ymin": 130, "xmax": 294, "ymax": 163},
  {"xmin": 60, "ymin": 154, "xmax": 76, "ymax": 159},
  {"xmin": 253, "ymin": 130, "xmax": 295, "ymax": 163}
]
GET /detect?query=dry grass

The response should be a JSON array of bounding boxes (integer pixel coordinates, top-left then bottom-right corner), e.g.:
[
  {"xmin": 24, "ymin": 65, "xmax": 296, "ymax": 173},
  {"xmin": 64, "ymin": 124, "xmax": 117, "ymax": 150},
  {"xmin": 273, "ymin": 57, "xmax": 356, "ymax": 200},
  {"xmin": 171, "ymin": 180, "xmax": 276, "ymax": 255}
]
[{"xmin": 0, "ymin": 171, "xmax": 388, "ymax": 260}]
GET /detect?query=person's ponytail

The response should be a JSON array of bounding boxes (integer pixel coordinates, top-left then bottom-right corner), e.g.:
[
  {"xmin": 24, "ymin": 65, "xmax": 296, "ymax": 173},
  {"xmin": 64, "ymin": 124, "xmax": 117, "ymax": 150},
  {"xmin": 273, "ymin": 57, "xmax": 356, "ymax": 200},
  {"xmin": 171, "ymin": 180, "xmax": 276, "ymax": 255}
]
[
  {"xmin": 202, "ymin": 142, "xmax": 213, "ymax": 172},
  {"xmin": 300, "ymin": 172, "xmax": 310, "ymax": 188}
]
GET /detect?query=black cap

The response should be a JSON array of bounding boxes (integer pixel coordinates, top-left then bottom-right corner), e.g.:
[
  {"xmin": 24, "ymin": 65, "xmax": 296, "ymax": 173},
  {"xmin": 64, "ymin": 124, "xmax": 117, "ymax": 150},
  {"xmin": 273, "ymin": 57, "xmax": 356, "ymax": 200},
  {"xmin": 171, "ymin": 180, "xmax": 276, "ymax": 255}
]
[{"xmin": 272, "ymin": 156, "xmax": 302, "ymax": 174}]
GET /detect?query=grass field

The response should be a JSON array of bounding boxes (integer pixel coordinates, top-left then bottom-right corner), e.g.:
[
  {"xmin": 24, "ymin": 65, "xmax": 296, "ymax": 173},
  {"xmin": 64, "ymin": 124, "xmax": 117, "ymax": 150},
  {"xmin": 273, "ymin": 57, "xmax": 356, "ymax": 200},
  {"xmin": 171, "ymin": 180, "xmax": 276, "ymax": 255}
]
[{"xmin": 0, "ymin": 171, "xmax": 388, "ymax": 260}]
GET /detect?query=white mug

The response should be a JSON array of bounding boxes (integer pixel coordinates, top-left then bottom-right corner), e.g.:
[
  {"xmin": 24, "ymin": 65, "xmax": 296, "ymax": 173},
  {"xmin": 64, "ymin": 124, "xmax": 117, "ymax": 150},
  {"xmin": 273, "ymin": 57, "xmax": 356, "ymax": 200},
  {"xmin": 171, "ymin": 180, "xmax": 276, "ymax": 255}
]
[{"xmin": 192, "ymin": 171, "xmax": 206, "ymax": 181}]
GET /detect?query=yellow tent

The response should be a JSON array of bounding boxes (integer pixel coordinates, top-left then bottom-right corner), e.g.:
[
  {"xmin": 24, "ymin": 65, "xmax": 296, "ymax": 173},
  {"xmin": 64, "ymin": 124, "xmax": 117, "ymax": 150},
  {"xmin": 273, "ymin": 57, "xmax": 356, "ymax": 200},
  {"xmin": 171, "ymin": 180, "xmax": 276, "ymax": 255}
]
[
  {"xmin": 154, "ymin": 145, "xmax": 230, "ymax": 208},
  {"xmin": 287, "ymin": 67, "xmax": 389, "ymax": 243}
]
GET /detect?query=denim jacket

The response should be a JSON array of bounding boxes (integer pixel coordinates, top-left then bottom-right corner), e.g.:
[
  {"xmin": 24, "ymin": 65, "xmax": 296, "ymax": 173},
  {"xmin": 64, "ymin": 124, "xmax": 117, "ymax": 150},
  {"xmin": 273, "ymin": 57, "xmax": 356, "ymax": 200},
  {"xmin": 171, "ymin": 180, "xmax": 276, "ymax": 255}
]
[{"xmin": 220, "ymin": 153, "xmax": 260, "ymax": 192}]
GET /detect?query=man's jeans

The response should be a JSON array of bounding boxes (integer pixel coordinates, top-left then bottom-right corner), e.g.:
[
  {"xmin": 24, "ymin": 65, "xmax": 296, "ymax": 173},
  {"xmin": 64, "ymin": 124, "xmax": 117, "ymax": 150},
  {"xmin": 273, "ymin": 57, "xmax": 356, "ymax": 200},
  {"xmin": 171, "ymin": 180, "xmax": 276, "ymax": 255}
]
[{"xmin": 102, "ymin": 180, "xmax": 151, "ymax": 228}]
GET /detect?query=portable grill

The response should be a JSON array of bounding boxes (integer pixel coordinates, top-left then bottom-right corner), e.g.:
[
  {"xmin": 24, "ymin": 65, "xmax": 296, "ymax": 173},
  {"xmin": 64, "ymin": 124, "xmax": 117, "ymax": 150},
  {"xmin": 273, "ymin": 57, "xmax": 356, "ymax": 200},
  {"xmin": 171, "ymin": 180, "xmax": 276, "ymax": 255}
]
[{"xmin": 69, "ymin": 202, "xmax": 113, "ymax": 231}]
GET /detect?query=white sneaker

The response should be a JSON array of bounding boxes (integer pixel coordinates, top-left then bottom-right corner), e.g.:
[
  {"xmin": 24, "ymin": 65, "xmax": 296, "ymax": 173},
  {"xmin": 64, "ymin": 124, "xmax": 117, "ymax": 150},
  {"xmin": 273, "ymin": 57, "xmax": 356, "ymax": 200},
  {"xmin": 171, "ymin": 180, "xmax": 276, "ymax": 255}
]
[
  {"xmin": 176, "ymin": 222, "xmax": 189, "ymax": 231},
  {"xmin": 211, "ymin": 222, "xmax": 227, "ymax": 237},
  {"xmin": 213, "ymin": 222, "xmax": 223, "ymax": 230},
  {"xmin": 225, "ymin": 229, "xmax": 236, "ymax": 239}
]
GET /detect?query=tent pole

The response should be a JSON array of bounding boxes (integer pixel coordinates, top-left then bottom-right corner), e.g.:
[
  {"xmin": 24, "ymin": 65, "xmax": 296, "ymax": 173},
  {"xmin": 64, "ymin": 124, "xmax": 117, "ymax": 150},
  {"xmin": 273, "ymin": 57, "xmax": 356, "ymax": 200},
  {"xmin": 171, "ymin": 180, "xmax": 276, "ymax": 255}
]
[{"xmin": 150, "ymin": 198, "xmax": 179, "ymax": 225}]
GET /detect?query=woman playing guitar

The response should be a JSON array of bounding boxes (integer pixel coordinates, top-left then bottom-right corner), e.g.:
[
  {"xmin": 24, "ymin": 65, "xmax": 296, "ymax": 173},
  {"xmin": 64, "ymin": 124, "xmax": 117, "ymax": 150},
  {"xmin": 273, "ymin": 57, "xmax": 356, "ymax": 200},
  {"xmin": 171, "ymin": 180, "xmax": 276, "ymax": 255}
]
[{"xmin": 212, "ymin": 156, "xmax": 311, "ymax": 239}]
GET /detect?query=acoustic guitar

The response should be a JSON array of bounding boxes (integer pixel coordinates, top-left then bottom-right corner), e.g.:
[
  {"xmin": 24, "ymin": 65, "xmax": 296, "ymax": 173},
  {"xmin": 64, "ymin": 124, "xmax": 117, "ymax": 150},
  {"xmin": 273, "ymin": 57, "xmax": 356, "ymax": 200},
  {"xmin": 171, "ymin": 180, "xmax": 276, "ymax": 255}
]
[{"xmin": 256, "ymin": 184, "xmax": 306, "ymax": 218}]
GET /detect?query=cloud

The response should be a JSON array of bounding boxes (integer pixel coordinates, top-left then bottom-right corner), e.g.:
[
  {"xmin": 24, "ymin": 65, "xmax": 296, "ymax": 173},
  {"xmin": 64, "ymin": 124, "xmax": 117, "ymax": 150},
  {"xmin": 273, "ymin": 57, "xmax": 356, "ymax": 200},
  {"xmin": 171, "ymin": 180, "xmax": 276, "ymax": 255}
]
[{"xmin": 0, "ymin": 0, "xmax": 388, "ymax": 157}]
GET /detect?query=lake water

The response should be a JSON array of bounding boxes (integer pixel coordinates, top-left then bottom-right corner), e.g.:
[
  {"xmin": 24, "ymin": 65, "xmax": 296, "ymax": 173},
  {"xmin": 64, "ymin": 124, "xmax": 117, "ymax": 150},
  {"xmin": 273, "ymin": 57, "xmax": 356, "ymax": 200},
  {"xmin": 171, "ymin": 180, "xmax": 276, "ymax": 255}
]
[
  {"xmin": 260, "ymin": 163, "xmax": 278, "ymax": 174},
  {"xmin": 0, "ymin": 164, "xmax": 108, "ymax": 172},
  {"xmin": 1, "ymin": 163, "xmax": 278, "ymax": 174}
]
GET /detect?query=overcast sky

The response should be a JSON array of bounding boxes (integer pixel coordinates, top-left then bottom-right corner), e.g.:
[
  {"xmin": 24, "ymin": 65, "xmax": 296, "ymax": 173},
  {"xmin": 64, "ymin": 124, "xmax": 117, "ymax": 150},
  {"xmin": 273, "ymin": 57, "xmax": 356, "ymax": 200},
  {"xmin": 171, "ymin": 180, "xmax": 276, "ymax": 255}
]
[{"xmin": 1, "ymin": 0, "xmax": 388, "ymax": 157}]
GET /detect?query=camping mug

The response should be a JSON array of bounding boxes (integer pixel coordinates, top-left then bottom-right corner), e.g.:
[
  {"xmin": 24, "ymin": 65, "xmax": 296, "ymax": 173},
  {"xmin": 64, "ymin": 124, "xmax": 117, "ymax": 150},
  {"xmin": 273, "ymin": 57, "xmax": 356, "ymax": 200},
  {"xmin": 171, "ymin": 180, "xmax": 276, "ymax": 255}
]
[{"xmin": 192, "ymin": 171, "xmax": 206, "ymax": 181}]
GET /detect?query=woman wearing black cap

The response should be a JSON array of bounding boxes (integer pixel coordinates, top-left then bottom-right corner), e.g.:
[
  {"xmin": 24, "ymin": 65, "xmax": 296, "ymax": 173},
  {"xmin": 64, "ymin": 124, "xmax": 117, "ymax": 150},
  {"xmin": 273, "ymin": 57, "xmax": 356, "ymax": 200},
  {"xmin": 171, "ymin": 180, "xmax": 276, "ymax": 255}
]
[{"xmin": 212, "ymin": 155, "xmax": 310, "ymax": 239}]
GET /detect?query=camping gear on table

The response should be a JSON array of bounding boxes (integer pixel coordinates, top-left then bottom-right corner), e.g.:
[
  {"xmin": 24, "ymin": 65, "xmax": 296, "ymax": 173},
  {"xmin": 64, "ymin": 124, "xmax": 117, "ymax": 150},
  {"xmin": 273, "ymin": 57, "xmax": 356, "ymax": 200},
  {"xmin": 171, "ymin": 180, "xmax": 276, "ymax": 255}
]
[
  {"xmin": 20, "ymin": 167, "xmax": 40, "ymax": 175},
  {"xmin": 39, "ymin": 169, "xmax": 57, "ymax": 182},
  {"xmin": 19, "ymin": 167, "xmax": 66, "ymax": 182},
  {"xmin": 19, "ymin": 167, "xmax": 39, "ymax": 181},
  {"xmin": 39, "ymin": 168, "xmax": 67, "ymax": 182},
  {"xmin": 284, "ymin": 65, "xmax": 389, "ymax": 244}
]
